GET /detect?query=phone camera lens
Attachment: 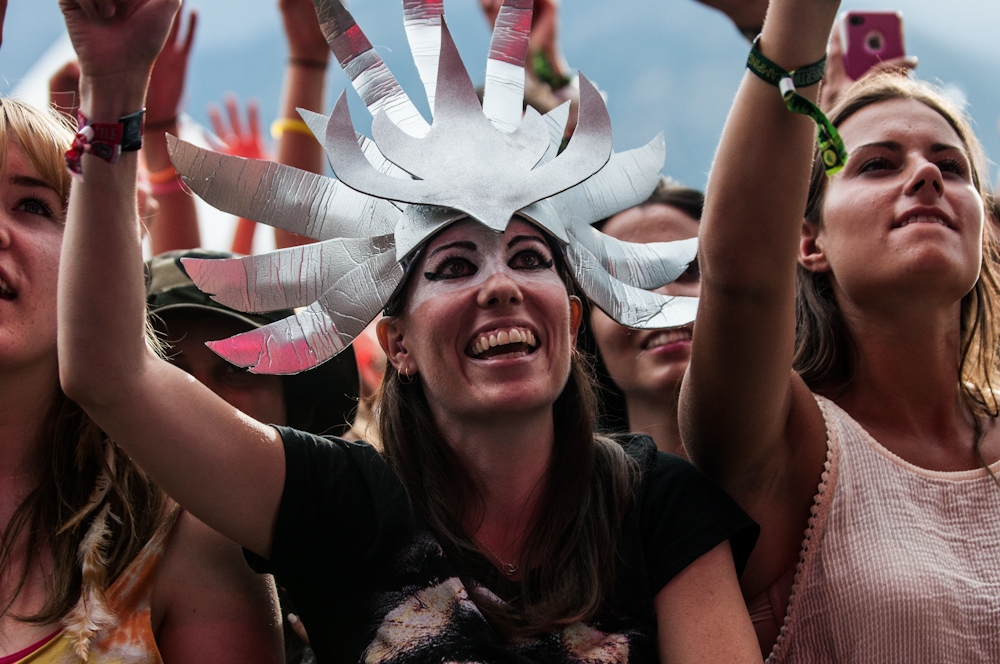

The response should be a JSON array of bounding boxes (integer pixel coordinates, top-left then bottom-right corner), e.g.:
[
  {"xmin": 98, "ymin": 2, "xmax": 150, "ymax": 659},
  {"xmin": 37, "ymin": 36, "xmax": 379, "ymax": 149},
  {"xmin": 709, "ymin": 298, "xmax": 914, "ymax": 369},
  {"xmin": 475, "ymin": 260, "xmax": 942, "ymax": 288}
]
[
  {"xmin": 849, "ymin": 15, "xmax": 865, "ymax": 26},
  {"xmin": 866, "ymin": 32, "xmax": 883, "ymax": 51}
]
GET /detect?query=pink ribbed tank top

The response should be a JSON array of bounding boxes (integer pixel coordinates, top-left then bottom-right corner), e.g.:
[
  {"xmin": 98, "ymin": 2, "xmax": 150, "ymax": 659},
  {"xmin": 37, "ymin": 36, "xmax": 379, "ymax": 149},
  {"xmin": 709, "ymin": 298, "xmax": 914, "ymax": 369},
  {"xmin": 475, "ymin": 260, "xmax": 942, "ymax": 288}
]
[{"xmin": 767, "ymin": 396, "xmax": 1000, "ymax": 663}]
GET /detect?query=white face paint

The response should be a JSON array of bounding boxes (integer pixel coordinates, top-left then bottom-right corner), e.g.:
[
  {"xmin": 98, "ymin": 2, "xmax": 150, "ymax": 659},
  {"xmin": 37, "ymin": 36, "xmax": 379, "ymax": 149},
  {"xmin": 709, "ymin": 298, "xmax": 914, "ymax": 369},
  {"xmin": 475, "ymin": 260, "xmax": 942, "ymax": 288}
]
[{"xmin": 391, "ymin": 217, "xmax": 581, "ymax": 424}]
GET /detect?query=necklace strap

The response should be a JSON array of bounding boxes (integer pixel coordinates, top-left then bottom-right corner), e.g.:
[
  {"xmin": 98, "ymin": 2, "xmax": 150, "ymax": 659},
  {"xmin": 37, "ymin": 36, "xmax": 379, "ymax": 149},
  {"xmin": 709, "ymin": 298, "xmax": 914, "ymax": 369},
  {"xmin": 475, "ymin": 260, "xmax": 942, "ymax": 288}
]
[{"xmin": 472, "ymin": 535, "xmax": 520, "ymax": 577}]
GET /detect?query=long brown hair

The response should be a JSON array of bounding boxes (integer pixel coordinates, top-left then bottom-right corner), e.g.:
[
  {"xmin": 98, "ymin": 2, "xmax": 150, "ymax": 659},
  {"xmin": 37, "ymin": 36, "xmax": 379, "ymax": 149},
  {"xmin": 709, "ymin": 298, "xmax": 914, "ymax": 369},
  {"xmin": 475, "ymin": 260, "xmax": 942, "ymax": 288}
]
[
  {"xmin": 376, "ymin": 234, "xmax": 639, "ymax": 637},
  {"xmin": 0, "ymin": 99, "xmax": 164, "ymax": 632},
  {"xmin": 795, "ymin": 75, "xmax": 1000, "ymax": 455}
]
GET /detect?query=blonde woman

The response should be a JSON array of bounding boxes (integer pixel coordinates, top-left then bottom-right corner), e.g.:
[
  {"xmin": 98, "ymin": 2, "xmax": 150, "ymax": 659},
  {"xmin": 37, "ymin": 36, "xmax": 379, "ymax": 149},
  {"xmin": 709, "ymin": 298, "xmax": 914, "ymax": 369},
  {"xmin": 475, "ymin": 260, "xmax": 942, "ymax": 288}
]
[{"xmin": 0, "ymin": 99, "xmax": 281, "ymax": 662}]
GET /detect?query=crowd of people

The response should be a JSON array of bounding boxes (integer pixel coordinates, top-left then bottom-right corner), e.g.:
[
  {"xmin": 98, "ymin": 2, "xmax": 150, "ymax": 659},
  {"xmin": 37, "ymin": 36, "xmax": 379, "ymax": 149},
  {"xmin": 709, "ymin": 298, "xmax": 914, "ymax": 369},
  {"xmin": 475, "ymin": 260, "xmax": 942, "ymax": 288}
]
[{"xmin": 1, "ymin": 0, "xmax": 998, "ymax": 662}]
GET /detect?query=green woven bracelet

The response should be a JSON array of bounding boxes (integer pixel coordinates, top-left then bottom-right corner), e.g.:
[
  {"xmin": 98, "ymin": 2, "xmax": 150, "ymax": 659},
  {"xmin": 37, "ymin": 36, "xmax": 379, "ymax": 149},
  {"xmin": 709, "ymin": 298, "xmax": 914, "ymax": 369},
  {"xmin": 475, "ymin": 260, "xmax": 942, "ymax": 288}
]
[{"xmin": 747, "ymin": 36, "xmax": 847, "ymax": 176}]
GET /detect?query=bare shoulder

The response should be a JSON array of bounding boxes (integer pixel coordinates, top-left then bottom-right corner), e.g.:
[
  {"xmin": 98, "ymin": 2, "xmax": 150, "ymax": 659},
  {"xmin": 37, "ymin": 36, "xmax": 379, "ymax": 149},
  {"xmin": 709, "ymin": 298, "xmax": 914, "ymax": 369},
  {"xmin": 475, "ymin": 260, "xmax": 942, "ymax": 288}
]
[{"xmin": 152, "ymin": 510, "xmax": 284, "ymax": 663}]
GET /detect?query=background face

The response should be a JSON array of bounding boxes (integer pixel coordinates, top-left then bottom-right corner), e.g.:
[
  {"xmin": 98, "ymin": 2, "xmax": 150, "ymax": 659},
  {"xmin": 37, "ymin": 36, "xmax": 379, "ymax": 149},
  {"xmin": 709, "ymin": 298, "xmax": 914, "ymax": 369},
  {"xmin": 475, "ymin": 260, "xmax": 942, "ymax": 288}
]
[
  {"xmin": 159, "ymin": 311, "xmax": 288, "ymax": 426},
  {"xmin": 590, "ymin": 204, "xmax": 699, "ymax": 400},
  {"xmin": 4, "ymin": 0, "xmax": 997, "ymax": 197}
]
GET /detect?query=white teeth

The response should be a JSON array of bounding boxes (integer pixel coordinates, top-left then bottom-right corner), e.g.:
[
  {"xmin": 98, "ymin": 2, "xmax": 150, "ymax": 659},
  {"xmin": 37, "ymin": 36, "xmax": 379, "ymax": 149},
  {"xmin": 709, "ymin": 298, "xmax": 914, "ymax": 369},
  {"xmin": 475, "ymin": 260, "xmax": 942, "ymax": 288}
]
[
  {"xmin": 644, "ymin": 328, "xmax": 692, "ymax": 350},
  {"xmin": 470, "ymin": 327, "xmax": 538, "ymax": 357},
  {"xmin": 900, "ymin": 215, "xmax": 947, "ymax": 228},
  {"xmin": 0, "ymin": 277, "xmax": 11, "ymax": 297}
]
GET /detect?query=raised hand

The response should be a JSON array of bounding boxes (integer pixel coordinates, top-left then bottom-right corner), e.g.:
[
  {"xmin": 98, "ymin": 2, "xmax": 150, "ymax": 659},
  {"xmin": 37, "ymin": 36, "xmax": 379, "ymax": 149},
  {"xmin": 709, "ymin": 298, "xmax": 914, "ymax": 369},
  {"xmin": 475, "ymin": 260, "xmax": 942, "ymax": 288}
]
[
  {"xmin": 819, "ymin": 26, "xmax": 916, "ymax": 112},
  {"xmin": 59, "ymin": 0, "xmax": 180, "ymax": 88},
  {"xmin": 207, "ymin": 95, "xmax": 269, "ymax": 254},
  {"xmin": 207, "ymin": 95, "xmax": 268, "ymax": 161},
  {"xmin": 273, "ymin": 0, "xmax": 327, "ymax": 249},
  {"xmin": 147, "ymin": 4, "xmax": 197, "ymax": 126}
]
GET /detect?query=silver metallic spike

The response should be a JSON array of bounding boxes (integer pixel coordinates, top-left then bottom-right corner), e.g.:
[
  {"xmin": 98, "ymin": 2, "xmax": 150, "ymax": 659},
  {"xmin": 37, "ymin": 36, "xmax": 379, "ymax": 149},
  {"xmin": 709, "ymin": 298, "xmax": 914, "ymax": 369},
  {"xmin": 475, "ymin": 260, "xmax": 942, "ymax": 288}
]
[
  {"xmin": 516, "ymin": 198, "xmax": 568, "ymax": 243},
  {"xmin": 324, "ymin": 63, "xmax": 611, "ymax": 232},
  {"xmin": 394, "ymin": 205, "xmax": 466, "ymax": 261},
  {"xmin": 168, "ymin": 136, "xmax": 401, "ymax": 240},
  {"xmin": 207, "ymin": 302, "xmax": 345, "ymax": 375},
  {"xmin": 208, "ymin": 248, "xmax": 404, "ymax": 375},
  {"xmin": 402, "ymin": 0, "xmax": 443, "ymax": 113},
  {"xmin": 298, "ymin": 107, "xmax": 412, "ymax": 180},
  {"xmin": 482, "ymin": 0, "xmax": 532, "ymax": 133},
  {"xmin": 317, "ymin": 241, "xmax": 405, "ymax": 341},
  {"xmin": 569, "ymin": 224, "xmax": 697, "ymax": 290},
  {"xmin": 181, "ymin": 235, "xmax": 396, "ymax": 313},
  {"xmin": 540, "ymin": 101, "xmax": 570, "ymax": 164},
  {"xmin": 551, "ymin": 134, "xmax": 666, "ymax": 226},
  {"xmin": 312, "ymin": 0, "xmax": 429, "ymax": 137},
  {"xmin": 567, "ymin": 237, "xmax": 698, "ymax": 329}
]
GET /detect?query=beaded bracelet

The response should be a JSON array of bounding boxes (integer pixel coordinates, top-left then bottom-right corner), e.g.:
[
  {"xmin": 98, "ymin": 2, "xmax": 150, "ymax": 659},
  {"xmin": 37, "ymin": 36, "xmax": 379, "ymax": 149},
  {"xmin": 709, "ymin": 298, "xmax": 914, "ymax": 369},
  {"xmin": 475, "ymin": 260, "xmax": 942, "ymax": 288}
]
[{"xmin": 747, "ymin": 36, "xmax": 847, "ymax": 175}]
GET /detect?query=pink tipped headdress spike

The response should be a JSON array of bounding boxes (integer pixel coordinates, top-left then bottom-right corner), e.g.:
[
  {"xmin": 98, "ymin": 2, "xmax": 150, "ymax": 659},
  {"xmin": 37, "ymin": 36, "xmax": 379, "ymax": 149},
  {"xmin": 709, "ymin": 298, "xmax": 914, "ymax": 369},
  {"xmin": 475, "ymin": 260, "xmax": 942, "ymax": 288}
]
[
  {"xmin": 482, "ymin": 0, "xmax": 533, "ymax": 133},
  {"xmin": 170, "ymin": 0, "xmax": 699, "ymax": 374}
]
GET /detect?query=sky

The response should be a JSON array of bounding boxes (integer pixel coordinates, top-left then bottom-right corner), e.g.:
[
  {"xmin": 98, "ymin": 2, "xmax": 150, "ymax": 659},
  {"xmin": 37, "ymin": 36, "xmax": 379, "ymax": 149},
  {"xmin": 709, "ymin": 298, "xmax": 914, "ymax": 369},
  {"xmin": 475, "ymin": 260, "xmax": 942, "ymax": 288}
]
[{"xmin": 0, "ymin": 0, "xmax": 998, "ymax": 193}]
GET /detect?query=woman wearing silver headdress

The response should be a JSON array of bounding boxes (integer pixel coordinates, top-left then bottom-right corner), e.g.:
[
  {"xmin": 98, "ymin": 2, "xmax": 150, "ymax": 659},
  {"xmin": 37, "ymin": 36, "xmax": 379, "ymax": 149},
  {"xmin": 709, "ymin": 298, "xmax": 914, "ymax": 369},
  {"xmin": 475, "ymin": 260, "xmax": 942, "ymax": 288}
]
[{"xmin": 58, "ymin": 0, "xmax": 761, "ymax": 661}]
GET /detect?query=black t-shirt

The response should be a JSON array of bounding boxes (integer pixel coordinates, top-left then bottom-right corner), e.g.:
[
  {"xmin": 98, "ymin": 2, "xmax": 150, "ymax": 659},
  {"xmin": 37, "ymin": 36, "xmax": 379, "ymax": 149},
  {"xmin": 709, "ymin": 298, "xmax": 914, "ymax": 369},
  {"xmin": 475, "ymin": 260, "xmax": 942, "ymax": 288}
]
[{"xmin": 245, "ymin": 427, "xmax": 758, "ymax": 663}]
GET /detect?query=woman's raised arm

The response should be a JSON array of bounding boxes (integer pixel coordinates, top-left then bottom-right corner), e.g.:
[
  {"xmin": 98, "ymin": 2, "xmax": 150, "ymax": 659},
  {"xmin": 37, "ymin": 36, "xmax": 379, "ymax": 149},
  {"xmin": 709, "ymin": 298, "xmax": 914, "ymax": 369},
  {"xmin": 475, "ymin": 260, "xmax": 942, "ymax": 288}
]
[
  {"xmin": 680, "ymin": 0, "xmax": 838, "ymax": 495},
  {"xmin": 57, "ymin": 0, "xmax": 284, "ymax": 558}
]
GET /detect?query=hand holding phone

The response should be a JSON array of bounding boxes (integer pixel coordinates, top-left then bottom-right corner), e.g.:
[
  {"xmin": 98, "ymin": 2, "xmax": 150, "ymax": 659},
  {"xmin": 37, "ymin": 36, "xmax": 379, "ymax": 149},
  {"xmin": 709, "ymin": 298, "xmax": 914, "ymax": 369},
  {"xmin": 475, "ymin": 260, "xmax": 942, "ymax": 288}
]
[{"xmin": 841, "ymin": 11, "xmax": 906, "ymax": 81}]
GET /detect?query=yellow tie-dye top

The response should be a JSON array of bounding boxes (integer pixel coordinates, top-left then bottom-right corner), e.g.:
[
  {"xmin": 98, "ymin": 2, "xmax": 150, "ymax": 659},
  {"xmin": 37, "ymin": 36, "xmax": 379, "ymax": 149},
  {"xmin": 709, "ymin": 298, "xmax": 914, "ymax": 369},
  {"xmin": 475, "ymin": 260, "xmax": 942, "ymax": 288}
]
[{"xmin": 8, "ymin": 505, "xmax": 180, "ymax": 664}]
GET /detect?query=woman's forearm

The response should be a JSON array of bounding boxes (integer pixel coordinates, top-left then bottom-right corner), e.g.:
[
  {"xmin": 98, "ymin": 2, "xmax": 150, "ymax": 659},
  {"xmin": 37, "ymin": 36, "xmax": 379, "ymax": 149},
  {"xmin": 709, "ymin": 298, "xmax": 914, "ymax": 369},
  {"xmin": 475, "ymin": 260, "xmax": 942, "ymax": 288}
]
[{"xmin": 59, "ymin": 72, "xmax": 151, "ymax": 407}]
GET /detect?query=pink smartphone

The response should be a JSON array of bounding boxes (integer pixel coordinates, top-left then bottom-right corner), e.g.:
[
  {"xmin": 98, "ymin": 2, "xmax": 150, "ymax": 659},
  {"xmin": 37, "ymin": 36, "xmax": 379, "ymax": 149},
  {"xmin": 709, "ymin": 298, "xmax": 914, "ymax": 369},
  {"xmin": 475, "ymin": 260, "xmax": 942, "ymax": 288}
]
[{"xmin": 841, "ymin": 11, "xmax": 906, "ymax": 81}]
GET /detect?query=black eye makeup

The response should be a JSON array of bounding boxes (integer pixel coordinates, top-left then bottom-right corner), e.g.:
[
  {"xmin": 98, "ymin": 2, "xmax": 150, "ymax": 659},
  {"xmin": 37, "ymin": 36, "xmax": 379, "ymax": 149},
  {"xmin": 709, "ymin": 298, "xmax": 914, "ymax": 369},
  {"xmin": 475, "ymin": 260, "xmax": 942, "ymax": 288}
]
[
  {"xmin": 424, "ymin": 254, "xmax": 479, "ymax": 281},
  {"xmin": 509, "ymin": 247, "xmax": 554, "ymax": 270}
]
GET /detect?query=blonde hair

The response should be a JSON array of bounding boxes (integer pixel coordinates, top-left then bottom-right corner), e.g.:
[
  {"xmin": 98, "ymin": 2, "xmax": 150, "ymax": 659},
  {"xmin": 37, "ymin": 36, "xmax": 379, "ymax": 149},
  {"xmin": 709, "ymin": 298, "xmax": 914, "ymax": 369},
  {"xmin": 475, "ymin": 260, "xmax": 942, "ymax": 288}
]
[
  {"xmin": 0, "ymin": 98, "xmax": 165, "ymax": 658},
  {"xmin": 0, "ymin": 97, "xmax": 74, "ymax": 204}
]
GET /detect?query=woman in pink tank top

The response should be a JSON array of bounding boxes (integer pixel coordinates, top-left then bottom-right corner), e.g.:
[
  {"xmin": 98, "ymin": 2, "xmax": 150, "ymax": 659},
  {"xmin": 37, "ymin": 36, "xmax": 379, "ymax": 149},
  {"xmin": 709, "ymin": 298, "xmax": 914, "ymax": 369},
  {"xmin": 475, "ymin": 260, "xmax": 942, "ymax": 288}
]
[{"xmin": 682, "ymin": 0, "xmax": 1000, "ymax": 661}]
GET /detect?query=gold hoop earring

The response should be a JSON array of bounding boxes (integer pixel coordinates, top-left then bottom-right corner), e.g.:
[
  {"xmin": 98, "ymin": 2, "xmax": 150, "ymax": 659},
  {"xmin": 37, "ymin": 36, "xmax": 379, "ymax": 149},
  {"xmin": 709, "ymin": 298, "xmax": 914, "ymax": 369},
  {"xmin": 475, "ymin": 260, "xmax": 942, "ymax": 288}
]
[{"xmin": 398, "ymin": 365, "xmax": 416, "ymax": 384}]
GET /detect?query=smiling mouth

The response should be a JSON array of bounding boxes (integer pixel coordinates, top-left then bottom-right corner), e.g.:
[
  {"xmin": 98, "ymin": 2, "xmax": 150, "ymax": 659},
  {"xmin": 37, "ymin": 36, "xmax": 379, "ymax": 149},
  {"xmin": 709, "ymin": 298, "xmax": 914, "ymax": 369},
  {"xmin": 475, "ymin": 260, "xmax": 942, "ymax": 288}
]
[
  {"xmin": 643, "ymin": 327, "xmax": 692, "ymax": 350},
  {"xmin": 468, "ymin": 327, "xmax": 538, "ymax": 360},
  {"xmin": 896, "ymin": 214, "xmax": 951, "ymax": 229},
  {"xmin": 0, "ymin": 276, "xmax": 14, "ymax": 300}
]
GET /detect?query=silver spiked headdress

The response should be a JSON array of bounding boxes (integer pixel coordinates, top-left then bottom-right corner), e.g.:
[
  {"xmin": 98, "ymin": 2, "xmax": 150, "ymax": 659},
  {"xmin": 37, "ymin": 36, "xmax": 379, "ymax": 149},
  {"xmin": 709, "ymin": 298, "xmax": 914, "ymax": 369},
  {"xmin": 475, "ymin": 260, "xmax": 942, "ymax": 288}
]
[{"xmin": 169, "ymin": 0, "xmax": 698, "ymax": 375}]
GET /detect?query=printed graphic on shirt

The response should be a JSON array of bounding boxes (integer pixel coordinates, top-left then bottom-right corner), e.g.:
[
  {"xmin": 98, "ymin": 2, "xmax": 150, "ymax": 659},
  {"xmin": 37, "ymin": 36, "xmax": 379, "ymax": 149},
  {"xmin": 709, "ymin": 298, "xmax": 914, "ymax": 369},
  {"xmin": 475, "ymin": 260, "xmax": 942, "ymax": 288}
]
[{"xmin": 362, "ymin": 532, "xmax": 639, "ymax": 664}]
